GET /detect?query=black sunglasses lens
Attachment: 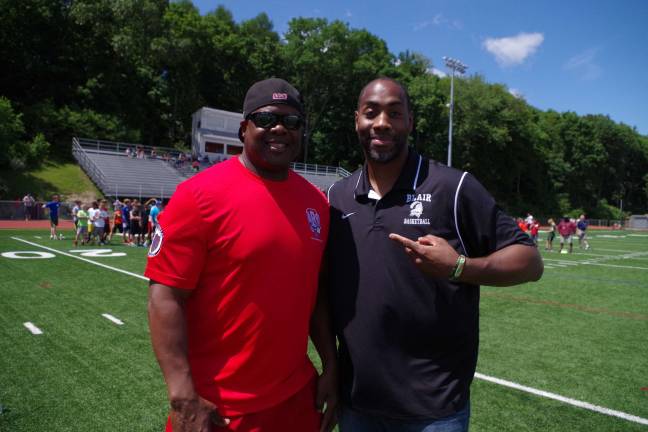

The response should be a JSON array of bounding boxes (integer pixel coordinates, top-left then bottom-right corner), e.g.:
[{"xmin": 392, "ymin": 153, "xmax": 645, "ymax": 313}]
[
  {"xmin": 250, "ymin": 112, "xmax": 303, "ymax": 130},
  {"xmin": 252, "ymin": 112, "xmax": 277, "ymax": 128},
  {"xmin": 282, "ymin": 115, "xmax": 302, "ymax": 130}
]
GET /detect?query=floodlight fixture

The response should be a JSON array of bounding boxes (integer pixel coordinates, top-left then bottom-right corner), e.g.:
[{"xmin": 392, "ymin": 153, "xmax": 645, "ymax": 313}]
[{"xmin": 443, "ymin": 56, "xmax": 468, "ymax": 167}]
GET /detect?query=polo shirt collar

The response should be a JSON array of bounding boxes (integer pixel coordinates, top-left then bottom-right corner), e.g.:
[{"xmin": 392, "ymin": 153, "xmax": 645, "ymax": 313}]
[{"xmin": 354, "ymin": 147, "xmax": 424, "ymax": 200}]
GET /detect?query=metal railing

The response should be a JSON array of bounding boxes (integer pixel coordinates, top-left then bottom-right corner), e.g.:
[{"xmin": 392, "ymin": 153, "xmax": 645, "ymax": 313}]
[
  {"xmin": 72, "ymin": 137, "xmax": 110, "ymax": 193},
  {"xmin": 76, "ymin": 137, "xmax": 186, "ymax": 159},
  {"xmin": 290, "ymin": 162, "xmax": 350, "ymax": 178}
]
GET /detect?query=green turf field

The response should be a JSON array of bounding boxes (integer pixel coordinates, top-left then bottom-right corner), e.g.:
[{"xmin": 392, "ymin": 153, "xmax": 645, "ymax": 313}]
[{"xmin": 1, "ymin": 229, "xmax": 647, "ymax": 431}]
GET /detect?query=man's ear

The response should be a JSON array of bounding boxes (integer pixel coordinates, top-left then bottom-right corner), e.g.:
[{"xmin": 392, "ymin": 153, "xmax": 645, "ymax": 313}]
[
  {"xmin": 238, "ymin": 120, "xmax": 247, "ymax": 143},
  {"xmin": 408, "ymin": 110, "xmax": 414, "ymax": 133},
  {"xmin": 354, "ymin": 111, "xmax": 359, "ymax": 132}
]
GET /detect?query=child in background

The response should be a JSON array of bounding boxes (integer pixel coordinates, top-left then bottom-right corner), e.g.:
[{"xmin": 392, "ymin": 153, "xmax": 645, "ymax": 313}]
[
  {"xmin": 74, "ymin": 205, "xmax": 89, "ymax": 246},
  {"xmin": 545, "ymin": 218, "xmax": 556, "ymax": 251},
  {"xmin": 109, "ymin": 203, "xmax": 123, "ymax": 243}
]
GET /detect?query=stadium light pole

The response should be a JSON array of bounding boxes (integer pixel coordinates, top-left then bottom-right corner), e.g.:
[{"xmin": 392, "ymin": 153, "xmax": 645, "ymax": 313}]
[{"xmin": 443, "ymin": 56, "xmax": 468, "ymax": 167}]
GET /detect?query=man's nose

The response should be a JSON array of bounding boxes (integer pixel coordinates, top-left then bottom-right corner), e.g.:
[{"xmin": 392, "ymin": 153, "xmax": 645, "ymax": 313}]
[{"xmin": 373, "ymin": 111, "xmax": 391, "ymax": 129}]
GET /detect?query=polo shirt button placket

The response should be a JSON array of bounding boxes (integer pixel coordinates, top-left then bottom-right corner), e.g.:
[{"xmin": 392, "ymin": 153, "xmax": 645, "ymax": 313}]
[{"xmin": 372, "ymin": 200, "xmax": 384, "ymax": 231}]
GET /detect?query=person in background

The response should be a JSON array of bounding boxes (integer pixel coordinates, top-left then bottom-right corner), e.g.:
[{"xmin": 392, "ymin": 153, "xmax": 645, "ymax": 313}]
[
  {"xmin": 109, "ymin": 202, "xmax": 123, "ymax": 243},
  {"xmin": 529, "ymin": 218, "xmax": 540, "ymax": 246},
  {"xmin": 144, "ymin": 198, "xmax": 160, "ymax": 246},
  {"xmin": 99, "ymin": 200, "xmax": 110, "ymax": 244},
  {"xmin": 71, "ymin": 200, "xmax": 81, "ymax": 230},
  {"xmin": 23, "ymin": 193, "xmax": 35, "ymax": 221},
  {"xmin": 130, "ymin": 200, "xmax": 143, "ymax": 246},
  {"xmin": 545, "ymin": 218, "xmax": 556, "ymax": 251},
  {"xmin": 87, "ymin": 201, "xmax": 97, "ymax": 243},
  {"xmin": 42, "ymin": 194, "xmax": 62, "ymax": 240},
  {"xmin": 74, "ymin": 204, "xmax": 89, "ymax": 246},
  {"xmin": 557, "ymin": 216, "xmax": 577, "ymax": 254},
  {"xmin": 577, "ymin": 214, "xmax": 590, "ymax": 250},
  {"xmin": 121, "ymin": 198, "xmax": 132, "ymax": 245}
]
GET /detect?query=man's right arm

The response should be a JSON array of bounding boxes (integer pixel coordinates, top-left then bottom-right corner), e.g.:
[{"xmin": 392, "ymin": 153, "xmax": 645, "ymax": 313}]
[{"xmin": 148, "ymin": 282, "xmax": 228, "ymax": 431}]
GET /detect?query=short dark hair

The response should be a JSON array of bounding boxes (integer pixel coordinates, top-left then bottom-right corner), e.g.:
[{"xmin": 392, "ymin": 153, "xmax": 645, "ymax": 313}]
[{"xmin": 357, "ymin": 77, "xmax": 412, "ymax": 112}]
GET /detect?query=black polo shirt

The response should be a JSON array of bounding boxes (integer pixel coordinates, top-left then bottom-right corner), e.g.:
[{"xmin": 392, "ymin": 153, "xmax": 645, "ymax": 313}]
[{"xmin": 326, "ymin": 148, "xmax": 532, "ymax": 420}]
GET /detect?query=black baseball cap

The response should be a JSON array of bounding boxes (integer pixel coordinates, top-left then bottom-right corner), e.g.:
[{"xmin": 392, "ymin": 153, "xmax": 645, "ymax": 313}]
[
  {"xmin": 242, "ymin": 78, "xmax": 304, "ymax": 118},
  {"xmin": 239, "ymin": 78, "xmax": 305, "ymax": 142}
]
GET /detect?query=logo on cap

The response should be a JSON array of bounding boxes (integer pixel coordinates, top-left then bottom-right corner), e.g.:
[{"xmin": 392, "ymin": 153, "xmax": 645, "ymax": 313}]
[{"xmin": 272, "ymin": 93, "xmax": 288, "ymax": 100}]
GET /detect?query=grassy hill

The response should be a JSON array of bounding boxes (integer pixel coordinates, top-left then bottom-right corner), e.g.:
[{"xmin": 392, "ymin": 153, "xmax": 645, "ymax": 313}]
[{"xmin": 0, "ymin": 162, "xmax": 102, "ymax": 202}]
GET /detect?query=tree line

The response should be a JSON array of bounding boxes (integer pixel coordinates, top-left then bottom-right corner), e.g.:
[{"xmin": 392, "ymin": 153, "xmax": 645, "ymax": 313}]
[{"xmin": 1, "ymin": 0, "xmax": 647, "ymax": 218}]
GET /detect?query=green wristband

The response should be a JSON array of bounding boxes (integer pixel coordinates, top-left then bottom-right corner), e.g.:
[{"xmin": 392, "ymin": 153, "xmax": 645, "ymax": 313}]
[{"xmin": 449, "ymin": 254, "xmax": 466, "ymax": 281}]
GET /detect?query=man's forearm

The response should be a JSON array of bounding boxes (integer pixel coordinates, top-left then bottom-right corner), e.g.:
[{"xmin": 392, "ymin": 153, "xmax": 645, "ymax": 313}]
[
  {"xmin": 148, "ymin": 283, "xmax": 196, "ymax": 402},
  {"xmin": 460, "ymin": 244, "xmax": 543, "ymax": 287}
]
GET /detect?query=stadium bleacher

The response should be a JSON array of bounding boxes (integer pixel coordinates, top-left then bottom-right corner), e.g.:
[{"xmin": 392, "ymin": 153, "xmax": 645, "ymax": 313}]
[{"xmin": 72, "ymin": 137, "xmax": 348, "ymax": 200}]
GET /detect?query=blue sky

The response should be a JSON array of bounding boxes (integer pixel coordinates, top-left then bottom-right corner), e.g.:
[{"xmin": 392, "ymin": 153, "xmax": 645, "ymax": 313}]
[{"xmin": 194, "ymin": 0, "xmax": 648, "ymax": 135}]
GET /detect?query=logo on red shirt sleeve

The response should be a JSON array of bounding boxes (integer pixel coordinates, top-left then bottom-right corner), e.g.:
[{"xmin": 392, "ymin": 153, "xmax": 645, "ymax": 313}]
[
  {"xmin": 306, "ymin": 208, "xmax": 321, "ymax": 241},
  {"xmin": 148, "ymin": 226, "xmax": 164, "ymax": 257}
]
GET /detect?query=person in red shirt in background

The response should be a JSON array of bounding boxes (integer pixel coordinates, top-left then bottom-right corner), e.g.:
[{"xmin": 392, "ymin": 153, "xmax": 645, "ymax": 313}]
[
  {"xmin": 146, "ymin": 78, "xmax": 337, "ymax": 432},
  {"xmin": 109, "ymin": 202, "xmax": 123, "ymax": 243},
  {"xmin": 529, "ymin": 218, "xmax": 540, "ymax": 246},
  {"xmin": 557, "ymin": 216, "xmax": 577, "ymax": 253},
  {"xmin": 517, "ymin": 217, "xmax": 529, "ymax": 234}
]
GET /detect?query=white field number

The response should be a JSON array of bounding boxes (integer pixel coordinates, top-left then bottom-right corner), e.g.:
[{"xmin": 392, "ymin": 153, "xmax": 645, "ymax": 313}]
[{"xmin": 1, "ymin": 249, "xmax": 126, "ymax": 259}]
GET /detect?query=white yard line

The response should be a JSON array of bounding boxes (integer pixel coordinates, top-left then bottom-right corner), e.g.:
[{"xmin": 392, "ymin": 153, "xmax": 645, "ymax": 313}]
[
  {"xmin": 475, "ymin": 373, "xmax": 648, "ymax": 426},
  {"xmin": 23, "ymin": 322, "xmax": 43, "ymax": 335},
  {"xmin": 101, "ymin": 313, "xmax": 124, "ymax": 325},
  {"xmin": 542, "ymin": 259, "xmax": 580, "ymax": 265},
  {"xmin": 582, "ymin": 262, "xmax": 648, "ymax": 271},
  {"xmin": 11, "ymin": 237, "xmax": 147, "ymax": 281},
  {"xmin": 11, "ymin": 237, "xmax": 648, "ymax": 426},
  {"xmin": 595, "ymin": 248, "xmax": 644, "ymax": 253}
]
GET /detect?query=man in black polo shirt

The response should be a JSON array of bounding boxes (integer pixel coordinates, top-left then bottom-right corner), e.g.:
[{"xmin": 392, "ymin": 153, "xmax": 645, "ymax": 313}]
[{"xmin": 326, "ymin": 77, "xmax": 543, "ymax": 431}]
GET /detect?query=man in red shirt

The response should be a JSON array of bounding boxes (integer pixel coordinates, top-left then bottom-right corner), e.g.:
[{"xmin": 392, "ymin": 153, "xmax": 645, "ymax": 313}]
[
  {"xmin": 146, "ymin": 78, "xmax": 338, "ymax": 432},
  {"xmin": 557, "ymin": 216, "xmax": 577, "ymax": 253}
]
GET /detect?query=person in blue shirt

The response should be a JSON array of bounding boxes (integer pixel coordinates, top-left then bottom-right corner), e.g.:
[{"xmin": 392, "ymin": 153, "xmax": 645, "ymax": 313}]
[
  {"xmin": 149, "ymin": 199, "xmax": 160, "ymax": 230},
  {"xmin": 121, "ymin": 198, "xmax": 132, "ymax": 244},
  {"xmin": 577, "ymin": 214, "xmax": 590, "ymax": 250},
  {"xmin": 42, "ymin": 194, "xmax": 62, "ymax": 239}
]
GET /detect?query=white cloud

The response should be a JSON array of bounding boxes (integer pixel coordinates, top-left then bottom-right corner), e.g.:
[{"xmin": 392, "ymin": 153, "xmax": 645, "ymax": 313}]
[
  {"xmin": 413, "ymin": 13, "xmax": 462, "ymax": 32},
  {"xmin": 564, "ymin": 48, "xmax": 602, "ymax": 80},
  {"xmin": 345, "ymin": 9, "xmax": 352, "ymax": 18},
  {"xmin": 483, "ymin": 32, "xmax": 544, "ymax": 67},
  {"xmin": 413, "ymin": 20, "xmax": 431, "ymax": 31},
  {"xmin": 427, "ymin": 67, "xmax": 446, "ymax": 78}
]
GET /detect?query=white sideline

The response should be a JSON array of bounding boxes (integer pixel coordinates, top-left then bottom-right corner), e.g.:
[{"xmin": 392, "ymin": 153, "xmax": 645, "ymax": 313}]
[
  {"xmin": 11, "ymin": 237, "xmax": 147, "ymax": 281},
  {"xmin": 102, "ymin": 313, "xmax": 124, "ymax": 325},
  {"xmin": 475, "ymin": 373, "xmax": 648, "ymax": 426},
  {"xmin": 11, "ymin": 237, "xmax": 648, "ymax": 426},
  {"xmin": 23, "ymin": 322, "xmax": 43, "ymax": 335}
]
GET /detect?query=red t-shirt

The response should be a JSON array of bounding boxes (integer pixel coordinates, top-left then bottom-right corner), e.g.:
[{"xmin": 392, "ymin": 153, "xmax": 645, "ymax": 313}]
[
  {"xmin": 144, "ymin": 157, "xmax": 329, "ymax": 416},
  {"xmin": 557, "ymin": 220, "xmax": 576, "ymax": 237},
  {"xmin": 530, "ymin": 222, "xmax": 539, "ymax": 236}
]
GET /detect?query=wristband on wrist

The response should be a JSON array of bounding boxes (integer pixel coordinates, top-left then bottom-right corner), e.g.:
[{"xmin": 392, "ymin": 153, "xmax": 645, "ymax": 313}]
[{"xmin": 449, "ymin": 254, "xmax": 466, "ymax": 281}]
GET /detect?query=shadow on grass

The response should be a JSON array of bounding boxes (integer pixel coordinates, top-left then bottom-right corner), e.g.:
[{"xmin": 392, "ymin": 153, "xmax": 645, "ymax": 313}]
[{"xmin": 0, "ymin": 169, "xmax": 58, "ymax": 201}]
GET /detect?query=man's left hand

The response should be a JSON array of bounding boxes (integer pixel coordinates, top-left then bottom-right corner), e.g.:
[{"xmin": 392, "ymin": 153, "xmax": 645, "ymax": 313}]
[
  {"xmin": 389, "ymin": 233, "xmax": 459, "ymax": 278},
  {"xmin": 315, "ymin": 366, "xmax": 338, "ymax": 432}
]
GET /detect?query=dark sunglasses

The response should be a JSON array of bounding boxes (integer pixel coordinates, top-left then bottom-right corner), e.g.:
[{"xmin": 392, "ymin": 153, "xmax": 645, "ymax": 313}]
[{"xmin": 247, "ymin": 112, "xmax": 304, "ymax": 130}]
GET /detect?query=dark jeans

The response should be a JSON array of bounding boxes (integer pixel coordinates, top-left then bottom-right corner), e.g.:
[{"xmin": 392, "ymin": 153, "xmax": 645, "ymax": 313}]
[{"xmin": 340, "ymin": 402, "xmax": 470, "ymax": 432}]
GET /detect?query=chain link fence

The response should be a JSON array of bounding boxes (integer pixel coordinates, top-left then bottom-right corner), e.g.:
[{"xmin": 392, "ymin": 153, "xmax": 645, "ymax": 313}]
[{"xmin": 0, "ymin": 201, "xmax": 73, "ymax": 220}]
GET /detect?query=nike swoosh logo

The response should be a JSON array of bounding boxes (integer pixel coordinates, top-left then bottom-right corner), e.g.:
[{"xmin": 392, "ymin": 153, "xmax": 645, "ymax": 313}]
[{"xmin": 341, "ymin": 212, "xmax": 356, "ymax": 219}]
